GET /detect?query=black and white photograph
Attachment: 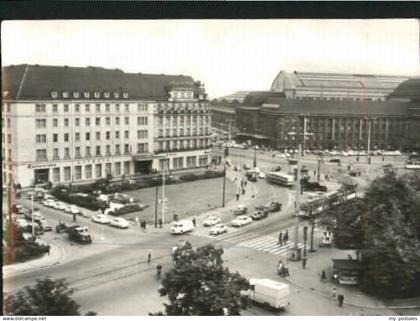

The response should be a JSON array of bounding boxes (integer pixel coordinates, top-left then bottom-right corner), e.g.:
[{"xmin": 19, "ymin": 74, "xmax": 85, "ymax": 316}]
[{"xmin": 2, "ymin": 15, "xmax": 420, "ymax": 318}]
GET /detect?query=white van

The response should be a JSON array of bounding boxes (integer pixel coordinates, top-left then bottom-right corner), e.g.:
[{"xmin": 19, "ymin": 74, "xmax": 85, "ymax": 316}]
[
  {"xmin": 170, "ymin": 220, "xmax": 194, "ymax": 235},
  {"xmin": 246, "ymin": 278, "xmax": 290, "ymax": 310}
]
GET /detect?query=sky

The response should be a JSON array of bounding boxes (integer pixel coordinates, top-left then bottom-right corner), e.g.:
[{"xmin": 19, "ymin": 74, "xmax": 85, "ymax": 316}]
[{"xmin": 2, "ymin": 19, "xmax": 419, "ymax": 98}]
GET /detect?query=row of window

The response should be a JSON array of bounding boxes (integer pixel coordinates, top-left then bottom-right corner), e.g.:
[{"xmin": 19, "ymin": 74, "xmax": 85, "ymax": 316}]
[
  {"xmin": 157, "ymin": 139, "xmax": 211, "ymax": 151},
  {"xmin": 36, "ymin": 130, "xmax": 149, "ymax": 144},
  {"xmin": 35, "ymin": 116, "xmax": 149, "ymax": 128},
  {"xmin": 35, "ymin": 102, "xmax": 149, "ymax": 113},
  {"xmin": 36, "ymin": 143, "xmax": 150, "ymax": 161},
  {"xmin": 158, "ymin": 128, "xmax": 211, "ymax": 137},
  {"xmin": 157, "ymin": 115, "xmax": 210, "ymax": 126},
  {"xmin": 50, "ymin": 91, "xmax": 129, "ymax": 100},
  {"xmin": 51, "ymin": 161, "xmax": 131, "ymax": 183}
]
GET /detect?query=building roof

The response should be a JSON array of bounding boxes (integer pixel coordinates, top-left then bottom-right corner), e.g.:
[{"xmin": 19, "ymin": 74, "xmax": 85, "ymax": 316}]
[
  {"xmin": 209, "ymin": 105, "xmax": 236, "ymax": 114},
  {"xmin": 389, "ymin": 78, "xmax": 420, "ymax": 100},
  {"xmin": 237, "ymin": 92, "xmax": 413, "ymax": 117},
  {"xmin": 270, "ymin": 71, "xmax": 410, "ymax": 99},
  {"xmin": 2, "ymin": 64, "xmax": 199, "ymax": 100}
]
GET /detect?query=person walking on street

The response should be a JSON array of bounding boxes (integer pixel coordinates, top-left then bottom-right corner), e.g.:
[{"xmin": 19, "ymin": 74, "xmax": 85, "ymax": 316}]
[
  {"xmin": 278, "ymin": 232, "xmax": 283, "ymax": 246},
  {"xmin": 192, "ymin": 217, "xmax": 196, "ymax": 227},
  {"xmin": 242, "ymin": 188, "xmax": 246, "ymax": 195},
  {"xmin": 338, "ymin": 294, "xmax": 344, "ymax": 307},
  {"xmin": 321, "ymin": 270, "xmax": 327, "ymax": 282},
  {"xmin": 332, "ymin": 286, "xmax": 337, "ymax": 299},
  {"xmin": 284, "ymin": 230, "xmax": 289, "ymax": 243},
  {"xmin": 158, "ymin": 218, "xmax": 163, "ymax": 228},
  {"xmin": 156, "ymin": 264, "xmax": 162, "ymax": 280},
  {"xmin": 147, "ymin": 250, "xmax": 152, "ymax": 263},
  {"xmin": 236, "ymin": 192, "xmax": 240, "ymax": 201},
  {"xmin": 135, "ymin": 217, "xmax": 139, "ymax": 227}
]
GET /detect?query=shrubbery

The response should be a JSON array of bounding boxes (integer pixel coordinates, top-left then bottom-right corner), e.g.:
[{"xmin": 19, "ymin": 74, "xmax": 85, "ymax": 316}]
[{"xmin": 51, "ymin": 186, "xmax": 108, "ymax": 212}]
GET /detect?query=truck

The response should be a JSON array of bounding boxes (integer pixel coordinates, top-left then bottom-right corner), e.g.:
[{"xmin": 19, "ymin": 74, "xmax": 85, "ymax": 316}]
[
  {"xmin": 246, "ymin": 278, "xmax": 290, "ymax": 310},
  {"xmin": 66, "ymin": 225, "xmax": 92, "ymax": 244}
]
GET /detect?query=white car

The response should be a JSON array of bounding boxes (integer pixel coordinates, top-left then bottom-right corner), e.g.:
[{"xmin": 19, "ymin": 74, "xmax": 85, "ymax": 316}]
[
  {"xmin": 231, "ymin": 215, "xmax": 252, "ymax": 227},
  {"xmin": 233, "ymin": 205, "xmax": 248, "ymax": 215},
  {"xmin": 15, "ymin": 218, "xmax": 29, "ymax": 228},
  {"xmin": 109, "ymin": 217, "xmax": 130, "ymax": 229},
  {"xmin": 203, "ymin": 216, "xmax": 221, "ymax": 227},
  {"xmin": 42, "ymin": 199, "xmax": 56, "ymax": 207},
  {"xmin": 275, "ymin": 154, "xmax": 287, "ymax": 158},
  {"xmin": 258, "ymin": 172, "xmax": 266, "ymax": 179},
  {"xmin": 210, "ymin": 223, "xmax": 228, "ymax": 235},
  {"xmin": 63, "ymin": 205, "xmax": 72, "ymax": 213},
  {"xmin": 55, "ymin": 202, "xmax": 67, "ymax": 211},
  {"xmin": 38, "ymin": 218, "xmax": 52, "ymax": 231},
  {"xmin": 69, "ymin": 205, "xmax": 80, "ymax": 214},
  {"xmin": 91, "ymin": 214, "xmax": 111, "ymax": 224}
]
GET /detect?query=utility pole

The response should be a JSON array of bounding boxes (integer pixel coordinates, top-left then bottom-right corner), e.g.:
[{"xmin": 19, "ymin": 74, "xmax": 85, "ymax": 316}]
[
  {"xmin": 161, "ymin": 158, "xmax": 167, "ymax": 226},
  {"xmin": 31, "ymin": 192, "xmax": 35, "ymax": 238},
  {"xmin": 253, "ymin": 145, "xmax": 257, "ymax": 168},
  {"xmin": 154, "ymin": 179, "xmax": 159, "ymax": 228},
  {"xmin": 222, "ymin": 162, "xmax": 227, "ymax": 207},
  {"xmin": 289, "ymin": 143, "xmax": 302, "ymax": 261}
]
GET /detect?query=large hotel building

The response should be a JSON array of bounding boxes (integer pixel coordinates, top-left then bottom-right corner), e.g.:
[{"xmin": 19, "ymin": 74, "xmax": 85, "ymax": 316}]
[
  {"xmin": 211, "ymin": 71, "xmax": 420, "ymax": 152},
  {"xmin": 2, "ymin": 65, "xmax": 212, "ymax": 187}
]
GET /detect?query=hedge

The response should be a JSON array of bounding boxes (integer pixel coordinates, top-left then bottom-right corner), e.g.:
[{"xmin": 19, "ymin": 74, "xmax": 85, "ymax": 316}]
[{"xmin": 51, "ymin": 186, "xmax": 108, "ymax": 212}]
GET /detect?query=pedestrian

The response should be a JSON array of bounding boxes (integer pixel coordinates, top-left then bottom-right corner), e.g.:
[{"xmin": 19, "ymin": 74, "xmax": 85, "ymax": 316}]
[
  {"xmin": 338, "ymin": 294, "xmax": 344, "ymax": 307},
  {"xmin": 302, "ymin": 257, "xmax": 307, "ymax": 269},
  {"xmin": 332, "ymin": 286, "xmax": 337, "ymax": 298},
  {"xmin": 147, "ymin": 250, "xmax": 152, "ymax": 263},
  {"xmin": 321, "ymin": 270, "xmax": 327, "ymax": 282},
  {"xmin": 236, "ymin": 193, "xmax": 240, "ymax": 201},
  {"xmin": 313, "ymin": 170, "xmax": 316, "ymax": 176},
  {"xmin": 73, "ymin": 213, "xmax": 77, "ymax": 223},
  {"xmin": 278, "ymin": 232, "xmax": 283, "ymax": 246},
  {"xmin": 156, "ymin": 264, "xmax": 162, "ymax": 279},
  {"xmin": 242, "ymin": 188, "xmax": 246, "ymax": 195},
  {"xmin": 284, "ymin": 230, "xmax": 289, "ymax": 242},
  {"xmin": 382, "ymin": 156, "xmax": 384, "ymax": 162},
  {"xmin": 47, "ymin": 246, "xmax": 50, "ymax": 256},
  {"xmin": 192, "ymin": 217, "xmax": 196, "ymax": 227},
  {"xmin": 244, "ymin": 180, "xmax": 247, "ymax": 187},
  {"xmin": 158, "ymin": 218, "xmax": 163, "ymax": 228},
  {"xmin": 135, "ymin": 217, "xmax": 139, "ymax": 227}
]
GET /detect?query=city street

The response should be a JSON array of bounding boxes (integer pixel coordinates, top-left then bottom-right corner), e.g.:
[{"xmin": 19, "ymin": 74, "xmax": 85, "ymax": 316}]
[{"xmin": 5, "ymin": 146, "xmax": 416, "ymax": 315}]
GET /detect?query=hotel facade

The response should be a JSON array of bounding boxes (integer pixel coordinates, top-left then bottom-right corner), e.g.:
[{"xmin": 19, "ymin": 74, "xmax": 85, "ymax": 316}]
[{"xmin": 2, "ymin": 65, "xmax": 212, "ymax": 187}]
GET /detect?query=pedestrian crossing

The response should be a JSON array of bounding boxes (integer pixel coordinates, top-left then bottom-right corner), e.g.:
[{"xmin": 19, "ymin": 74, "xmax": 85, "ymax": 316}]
[{"xmin": 192, "ymin": 225, "xmax": 307, "ymax": 257}]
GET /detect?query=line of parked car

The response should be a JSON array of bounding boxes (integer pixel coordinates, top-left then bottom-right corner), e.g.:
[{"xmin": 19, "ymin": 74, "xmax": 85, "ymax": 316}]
[{"xmin": 90, "ymin": 213, "xmax": 131, "ymax": 229}]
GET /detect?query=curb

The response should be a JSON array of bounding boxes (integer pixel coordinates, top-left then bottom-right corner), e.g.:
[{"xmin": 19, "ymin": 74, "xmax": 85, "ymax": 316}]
[
  {"xmin": 3, "ymin": 241, "xmax": 66, "ymax": 276},
  {"xmin": 283, "ymin": 277, "xmax": 420, "ymax": 310}
]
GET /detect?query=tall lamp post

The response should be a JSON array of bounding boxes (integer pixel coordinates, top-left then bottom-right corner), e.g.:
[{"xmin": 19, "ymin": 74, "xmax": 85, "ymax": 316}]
[{"xmin": 253, "ymin": 145, "xmax": 257, "ymax": 168}]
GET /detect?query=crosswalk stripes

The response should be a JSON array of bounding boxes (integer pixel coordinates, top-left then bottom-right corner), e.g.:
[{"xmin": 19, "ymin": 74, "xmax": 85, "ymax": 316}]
[{"xmin": 238, "ymin": 236, "xmax": 306, "ymax": 256}]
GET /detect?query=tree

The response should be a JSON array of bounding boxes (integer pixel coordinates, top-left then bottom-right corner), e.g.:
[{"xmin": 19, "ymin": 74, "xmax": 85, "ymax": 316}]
[
  {"xmin": 360, "ymin": 170, "xmax": 420, "ymax": 298},
  {"xmin": 4, "ymin": 278, "xmax": 82, "ymax": 316},
  {"xmin": 156, "ymin": 242, "xmax": 250, "ymax": 315}
]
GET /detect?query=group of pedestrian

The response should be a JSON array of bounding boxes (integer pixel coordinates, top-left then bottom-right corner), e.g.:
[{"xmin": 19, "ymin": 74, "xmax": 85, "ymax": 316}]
[{"xmin": 278, "ymin": 230, "xmax": 289, "ymax": 246}]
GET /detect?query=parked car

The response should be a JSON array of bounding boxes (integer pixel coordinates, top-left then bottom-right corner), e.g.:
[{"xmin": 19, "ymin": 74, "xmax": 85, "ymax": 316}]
[
  {"xmin": 275, "ymin": 154, "xmax": 287, "ymax": 158},
  {"xmin": 55, "ymin": 202, "xmax": 67, "ymax": 211},
  {"xmin": 256, "ymin": 201, "xmax": 282, "ymax": 213},
  {"xmin": 69, "ymin": 205, "xmax": 80, "ymax": 214},
  {"xmin": 271, "ymin": 166, "xmax": 282, "ymax": 172},
  {"xmin": 203, "ymin": 216, "xmax": 221, "ymax": 227},
  {"xmin": 231, "ymin": 215, "xmax": 252, "ymax": 227},
  {"xmin": 38, "ymin": 217, "xmax": 52, "ymax": 232},
  {"xmin": 329, "ymin": 158, "xmax": 341, "ymax": 163},
  {"xmin": 63, "ymin": 205, "xmax": 72, "ymax": 213},
  {"xmin": 209, "ymin": 223, "xmax": 228, "ymax": 235},
  {"xmin": 109, "ymin": 217, "xmax": 130, "ymax": 229},
  {"xmin": 233, "ymin": 205, "xmax": 248, "ymax": 215},
  {"xmin": 251, "ymin": 210, "xmax": 268, "ymax": 220},
  {"xmin": 243, "ymin": 164, "xmax": 251, "ymax": 170},
  {"xmin": 258, "ymin": 172, "xmax": 266, "ymax": 179},
  {"xmin": 42, "ymin": 199, "xmax": 57, "ymax": 207},
  {"xmin": 15, "ymin": 218, "xmax": 29, "ymax": 229},
  {"xmin": 91, "ymin": 214, "xmax": 111, "ymax": 224}
]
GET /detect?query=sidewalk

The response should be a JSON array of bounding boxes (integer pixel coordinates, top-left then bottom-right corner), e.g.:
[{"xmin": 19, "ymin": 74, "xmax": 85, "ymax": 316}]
[
  {"xmin": 3, "ymin": 240, "xmax": 65, "ymax": 277},
  {"xmin": 282, "ymin": 246, "xmax": 420, "ymax": 311}
]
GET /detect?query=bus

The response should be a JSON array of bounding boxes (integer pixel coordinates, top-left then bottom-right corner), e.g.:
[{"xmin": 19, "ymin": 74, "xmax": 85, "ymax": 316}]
[
  {"xmin": 266, "ymin": 172, "xmax": 295, "ymax": 187},
  {"xmin": 405, "ymin": 160, "xmax": 420, "ymax": 170}
]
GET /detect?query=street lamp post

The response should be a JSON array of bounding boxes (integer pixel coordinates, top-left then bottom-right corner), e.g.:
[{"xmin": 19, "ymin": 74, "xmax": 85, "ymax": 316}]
[
  {"xmin": 222, "ymin": 161, "xmax": 227, "ymax": 207},
  {"xmin": 253, "ymin": 145, "xmax": 257, "ymax": 168},
  {"xmin": 31, "ymin": 192, "xmax": 35, "ymax": 238}
]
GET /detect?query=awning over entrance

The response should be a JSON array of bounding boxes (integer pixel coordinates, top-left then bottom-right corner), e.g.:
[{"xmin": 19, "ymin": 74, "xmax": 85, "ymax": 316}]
[{"xmin": 132, "ymin": 153, "xmax": 154, "ymax": 161}]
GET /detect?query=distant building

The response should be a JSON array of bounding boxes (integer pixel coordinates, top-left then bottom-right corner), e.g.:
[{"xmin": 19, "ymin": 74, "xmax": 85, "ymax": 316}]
[
  {"xmin": 271, "ymin": 71, "xmax": 410, "ymax": 101},
  {"xmin": 235, "ymin": 75, "xmax": 420, "ymax": 151},
  {"xmin": 2, "ymin": 64, "xmax": 211, "ymax": 187}
]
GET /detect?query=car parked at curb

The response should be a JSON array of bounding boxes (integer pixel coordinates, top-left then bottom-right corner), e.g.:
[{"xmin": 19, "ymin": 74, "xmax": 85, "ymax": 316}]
[
  {"xmin": 231, "ymin": 215, "xmax": 252, "ymax": 227},
  {"xmin": 233, "ymin": 205, "xmax": 248, "ymax": 215},
  {"xmin": 251, "ymin": 210, "xmax": 268, "ymax": 220},
  {"xmin": 109, "ymin": 217, "xmax": 130, "ymax": 229},
  {"xmin": 91, "ymin": 214, "xmax": 111, "ymax": 224}
]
